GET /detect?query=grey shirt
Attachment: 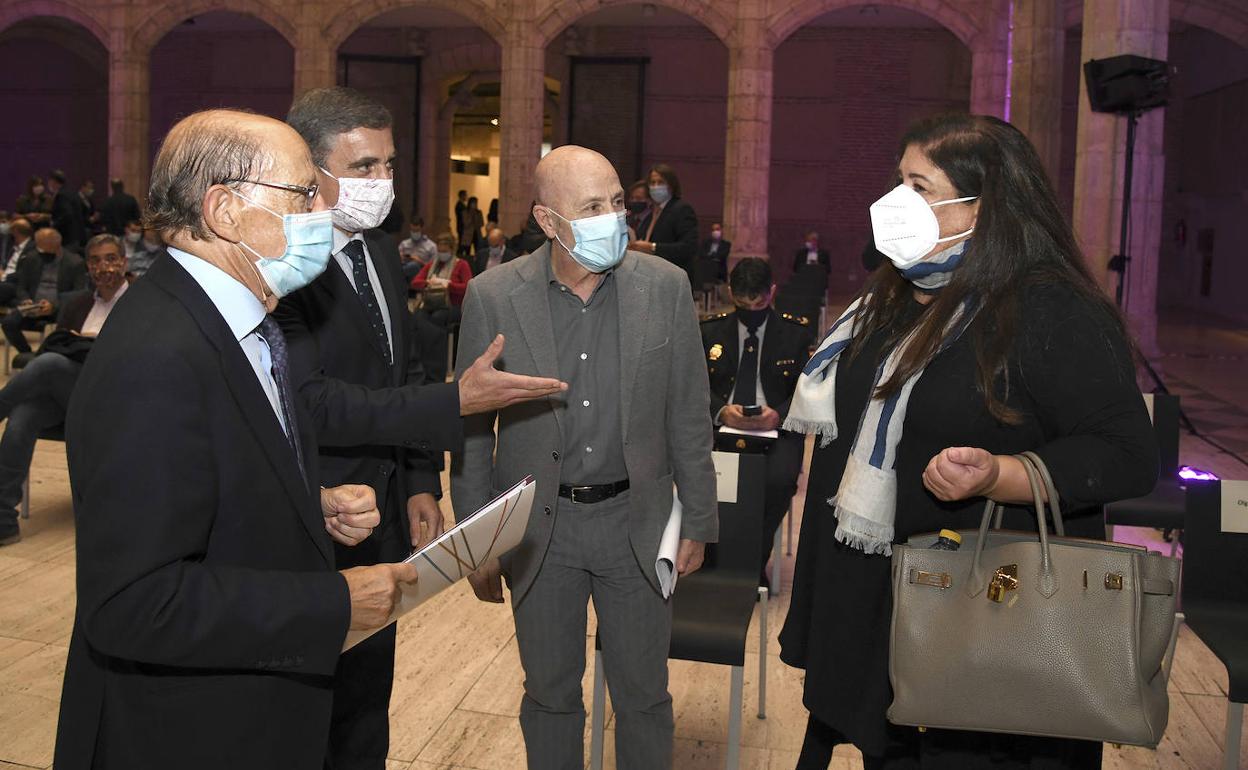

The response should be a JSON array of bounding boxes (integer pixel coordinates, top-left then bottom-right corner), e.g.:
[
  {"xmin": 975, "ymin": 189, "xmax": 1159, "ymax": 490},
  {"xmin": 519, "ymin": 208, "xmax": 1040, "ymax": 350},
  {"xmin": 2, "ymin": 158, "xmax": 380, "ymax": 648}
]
[
  {"xmin": 546, "ymin": 256, "xmax": 627, "ymax": 485},
  {"xmin": 35, "ymin": 257, "xmax": 59, "ymax": 303}
]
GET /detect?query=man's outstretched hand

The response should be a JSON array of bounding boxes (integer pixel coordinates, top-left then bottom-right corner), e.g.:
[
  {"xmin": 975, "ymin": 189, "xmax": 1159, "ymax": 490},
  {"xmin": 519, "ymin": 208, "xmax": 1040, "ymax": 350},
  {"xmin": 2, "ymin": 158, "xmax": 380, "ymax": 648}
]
[{"xmin": 458, "ymin": 334, "xmax": 567, "ymax": 416}]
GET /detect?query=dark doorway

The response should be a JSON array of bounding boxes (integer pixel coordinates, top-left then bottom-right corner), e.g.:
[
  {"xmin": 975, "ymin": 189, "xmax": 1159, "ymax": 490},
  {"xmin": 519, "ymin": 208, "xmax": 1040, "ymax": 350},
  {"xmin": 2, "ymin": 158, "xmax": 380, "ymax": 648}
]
[{"xmin": 339, "ymin": 54, "xmax": 422, "ymax": 223}]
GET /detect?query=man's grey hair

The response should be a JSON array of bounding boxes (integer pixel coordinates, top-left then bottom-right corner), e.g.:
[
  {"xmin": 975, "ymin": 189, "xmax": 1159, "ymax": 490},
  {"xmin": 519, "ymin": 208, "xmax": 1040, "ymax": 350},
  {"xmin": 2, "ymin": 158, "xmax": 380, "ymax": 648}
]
[
  {"xmin": 145, "ymin": 109, "xmax": 267, "ymax": 241},
  {"xmin": 85, "ymin": 233, "xmax": 123, "ymax": 256},
  {"xmin": 286, "ymin": 87, "xmax": 392, "ymax": 167}
]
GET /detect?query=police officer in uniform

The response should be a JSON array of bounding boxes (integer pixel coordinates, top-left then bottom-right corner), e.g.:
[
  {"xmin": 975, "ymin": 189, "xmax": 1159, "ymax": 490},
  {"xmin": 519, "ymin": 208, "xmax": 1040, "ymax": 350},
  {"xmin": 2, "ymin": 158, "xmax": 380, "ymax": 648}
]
[{"xmin": 701, "ymin": 257, "xmax": 816, "ymax": 587}]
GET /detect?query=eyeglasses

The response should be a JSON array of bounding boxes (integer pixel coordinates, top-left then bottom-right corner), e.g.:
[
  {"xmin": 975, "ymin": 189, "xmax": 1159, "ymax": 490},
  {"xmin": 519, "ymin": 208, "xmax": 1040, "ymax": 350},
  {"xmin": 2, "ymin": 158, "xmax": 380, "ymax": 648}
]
[{"xmin": 231, "ymin": 179, "xmax": 319, "ymax": 209}]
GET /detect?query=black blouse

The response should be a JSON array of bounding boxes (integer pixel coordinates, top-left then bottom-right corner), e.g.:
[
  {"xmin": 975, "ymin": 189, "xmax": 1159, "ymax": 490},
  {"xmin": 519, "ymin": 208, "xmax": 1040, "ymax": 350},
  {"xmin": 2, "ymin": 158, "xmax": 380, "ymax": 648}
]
[{"xmin": 778, "ymin": 283, "xmax": 1157, "ymax": 758}]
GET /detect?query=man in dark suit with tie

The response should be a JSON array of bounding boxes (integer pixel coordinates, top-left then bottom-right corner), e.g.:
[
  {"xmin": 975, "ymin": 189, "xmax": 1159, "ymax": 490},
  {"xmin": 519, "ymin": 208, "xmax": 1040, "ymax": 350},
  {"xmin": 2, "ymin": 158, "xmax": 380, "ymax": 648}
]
[
  {"xmin": 282, "ymin": 87, "xmax": 567, "ymax": 769},
  {"xmin": 53, "ymin": 109, "xmax": 419, "ymax": 770},
  {"xmin": 701, "ymin": 257, "xmax": 816, "ymax": 587},
  {"xmin": 697, "ymin": 222, "xmax": 732, "ymax": 283},
  {"xmin": 792, "ymin": 230, "xmax": 831, "ymax": 275}
]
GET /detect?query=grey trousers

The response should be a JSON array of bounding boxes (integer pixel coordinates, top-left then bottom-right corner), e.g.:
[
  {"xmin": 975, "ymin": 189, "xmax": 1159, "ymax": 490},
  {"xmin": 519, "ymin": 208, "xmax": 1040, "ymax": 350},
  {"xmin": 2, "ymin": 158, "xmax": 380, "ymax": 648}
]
[{"xmin": 513, "ymin": 491, "xmax": 673, "ymax": 770}]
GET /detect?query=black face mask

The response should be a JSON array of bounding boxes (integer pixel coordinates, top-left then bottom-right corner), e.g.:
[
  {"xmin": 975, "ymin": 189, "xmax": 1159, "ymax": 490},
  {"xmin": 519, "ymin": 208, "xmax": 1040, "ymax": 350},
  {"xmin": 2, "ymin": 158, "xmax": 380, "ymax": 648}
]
[
  {"xmin": 735, "ymin": 306, "xmax": 770, "ymax": 330},
  {"xmin": 626, "ymin": 201, "xmax": 649, "ymax": 215}
]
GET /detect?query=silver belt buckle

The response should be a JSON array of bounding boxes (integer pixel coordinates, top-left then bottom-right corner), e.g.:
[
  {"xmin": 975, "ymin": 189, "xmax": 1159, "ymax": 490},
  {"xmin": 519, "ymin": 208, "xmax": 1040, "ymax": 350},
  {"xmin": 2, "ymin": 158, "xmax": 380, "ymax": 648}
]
[{"xmin": 570, "ymin": 485, "xmax": 595, "ymax": 504}]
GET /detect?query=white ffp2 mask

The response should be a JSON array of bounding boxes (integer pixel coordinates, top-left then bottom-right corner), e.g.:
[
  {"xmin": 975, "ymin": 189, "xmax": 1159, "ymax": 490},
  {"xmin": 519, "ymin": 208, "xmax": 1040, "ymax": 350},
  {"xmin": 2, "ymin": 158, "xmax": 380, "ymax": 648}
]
[{"xmin": 869, "ymin": 184, "xmax": 977, "ymax": 269}]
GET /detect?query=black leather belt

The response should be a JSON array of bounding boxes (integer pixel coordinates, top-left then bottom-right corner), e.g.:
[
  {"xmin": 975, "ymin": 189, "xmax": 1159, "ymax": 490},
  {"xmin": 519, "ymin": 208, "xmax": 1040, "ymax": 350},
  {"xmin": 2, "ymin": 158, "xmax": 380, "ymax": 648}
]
[{"xmin": 558, "ymin": 479, "xmax": 630, "ymax": 504}]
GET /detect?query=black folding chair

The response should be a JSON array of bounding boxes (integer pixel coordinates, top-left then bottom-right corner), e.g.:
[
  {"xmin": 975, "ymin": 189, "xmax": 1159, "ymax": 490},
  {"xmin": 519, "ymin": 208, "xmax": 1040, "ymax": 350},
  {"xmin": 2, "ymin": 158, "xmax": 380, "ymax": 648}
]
[
  {"xmin": 1106, "ymin": 393, "xmax": 1184, "ymax": 555},
  {"xmin": 1182, "ymin": 480, "xmax": 1248, "ymax": 770},
  {"xmin": 590, "ymin": 452, "xmax": 769, "ymax": 770}
]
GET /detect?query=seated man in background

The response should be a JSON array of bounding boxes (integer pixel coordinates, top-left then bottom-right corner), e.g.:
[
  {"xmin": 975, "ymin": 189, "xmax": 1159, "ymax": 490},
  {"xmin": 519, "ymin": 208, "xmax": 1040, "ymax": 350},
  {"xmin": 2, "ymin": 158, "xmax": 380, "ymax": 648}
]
[
  {"xmin": 471, "ymin": 227, "xmax": 518, "ymax": 274},
  {"xmin": 0, "ymin": 233, "xmax": 129, "ymax": 546},
  {"xmin": 792, "ymin": 230, "xmax": 831, "ymax": 275},
  {"xmin": 398, "ymin": 217, "xmax": 436, "ymax": 280},
  {"xmin": 127, "ymin": 225, "xmax": 167, "ymax": 278},
  {"xmin": 698, "ymin": 222, "xmax": 732, "ymax": 283},
  {"xmin": 701, "ymin": 257, "xmax": 816, "ymax": 587},
  {"xmin": 0, "ymin": 219, "xmax": 34, "ymax": 302},
  {"xmin": 2, "ymin": 227, "xmax": 88, "ymax": 355}
]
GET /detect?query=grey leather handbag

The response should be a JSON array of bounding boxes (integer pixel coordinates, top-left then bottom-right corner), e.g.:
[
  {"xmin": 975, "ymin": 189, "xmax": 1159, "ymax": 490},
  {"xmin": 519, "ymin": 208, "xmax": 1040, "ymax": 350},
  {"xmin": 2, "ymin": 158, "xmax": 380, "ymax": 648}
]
[{"xmin": 888, "ymin": 451, "xmax": 1180, "ymax": 747}]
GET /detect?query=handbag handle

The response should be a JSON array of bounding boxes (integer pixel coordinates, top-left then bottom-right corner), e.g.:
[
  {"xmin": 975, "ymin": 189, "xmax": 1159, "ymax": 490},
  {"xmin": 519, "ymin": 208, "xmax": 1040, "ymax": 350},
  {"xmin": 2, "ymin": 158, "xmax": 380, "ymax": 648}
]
[
  {"xmin": 966, "ymin": 453, "xmax": 1061, "ymax": 599},
  {"xmin": 989, "ymin": 451, "xmax": 1065, "ymax": 537}
]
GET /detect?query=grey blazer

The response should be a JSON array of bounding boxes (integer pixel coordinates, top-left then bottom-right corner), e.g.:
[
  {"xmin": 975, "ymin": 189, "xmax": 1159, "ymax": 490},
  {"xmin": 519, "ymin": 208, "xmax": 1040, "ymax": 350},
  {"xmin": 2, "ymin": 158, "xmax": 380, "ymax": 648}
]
[{"xmin": 451, "ymin": 243, "xmax": 718, "ymax": 605}]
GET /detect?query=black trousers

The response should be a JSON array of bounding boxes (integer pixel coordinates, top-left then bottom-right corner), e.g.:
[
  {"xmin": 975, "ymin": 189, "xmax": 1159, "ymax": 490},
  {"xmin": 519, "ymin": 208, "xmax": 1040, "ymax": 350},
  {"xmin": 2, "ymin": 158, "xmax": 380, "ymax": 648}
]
[
  {"xmin": 760, "ymin": 431, "xmax": 805, "ymax": 580},
  {"xmin": 325, "ymin": 479, "xmax": 409, "ymax": 770}
]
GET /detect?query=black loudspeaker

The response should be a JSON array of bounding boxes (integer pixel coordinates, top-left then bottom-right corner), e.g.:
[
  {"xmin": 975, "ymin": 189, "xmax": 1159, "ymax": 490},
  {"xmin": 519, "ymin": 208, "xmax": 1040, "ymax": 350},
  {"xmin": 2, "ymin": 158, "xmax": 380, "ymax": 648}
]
[{"xmin": 1083, "ymin": 55, "xmax": 1170, "ymax": 114}]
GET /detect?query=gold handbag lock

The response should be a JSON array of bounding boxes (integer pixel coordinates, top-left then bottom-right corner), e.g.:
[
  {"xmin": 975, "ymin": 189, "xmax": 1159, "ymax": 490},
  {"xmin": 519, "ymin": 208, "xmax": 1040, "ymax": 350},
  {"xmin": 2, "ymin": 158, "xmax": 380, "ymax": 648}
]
[{"xmin": 987, "ymin": 564, "xmax": 1019, "ymax": 603}]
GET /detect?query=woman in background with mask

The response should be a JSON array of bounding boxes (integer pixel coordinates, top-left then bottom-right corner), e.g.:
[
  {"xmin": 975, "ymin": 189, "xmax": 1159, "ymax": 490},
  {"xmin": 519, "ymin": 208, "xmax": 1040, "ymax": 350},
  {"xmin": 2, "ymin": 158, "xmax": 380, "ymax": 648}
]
[
  {"xmin": 631, "ymin": 163, "xmax": 698, "ymax": 289},
  {"xmin": 15, "ymin": 176, "xmax": 52, "ymax": 228},
  {"xmin": 778, "ymin": 113, "xmax": 1157, "ymax": 769}
]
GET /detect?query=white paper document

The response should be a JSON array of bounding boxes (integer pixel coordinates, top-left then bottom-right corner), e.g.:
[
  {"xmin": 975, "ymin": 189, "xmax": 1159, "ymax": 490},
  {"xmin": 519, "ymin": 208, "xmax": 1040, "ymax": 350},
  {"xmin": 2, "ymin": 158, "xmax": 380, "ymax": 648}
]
[
  {"xmin": 1221, "ymin": 479, "xmax": 1248, "ymax": 534},
  {"xmin": 712, "ymin": 450, "xmax": 741, "ymax": 504},
  {"xmin": 342, "ymin": 476, "xmax": 536, "ymax": 651},
  {"xmin": 656, "ymin": 495, "xmax": 682, "ymax": 599},
  {"xmin": 717, "ymin": 425, "xmax": 780, "ymax": 440}
]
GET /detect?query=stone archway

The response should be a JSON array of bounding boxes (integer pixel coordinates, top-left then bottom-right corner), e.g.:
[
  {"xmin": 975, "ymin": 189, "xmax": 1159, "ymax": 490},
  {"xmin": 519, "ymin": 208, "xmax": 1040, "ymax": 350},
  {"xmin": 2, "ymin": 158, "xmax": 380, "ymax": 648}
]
[
  {"xmin": 130, "ymin": 0, "xmax": 297, "ymax": 55},
  {"xmin": 0, "ymin": 0, "xmax": 108, "ymax": 46},
  {"xmin": 536, "ymin": 0, "xmax": 734, "ymax": 47},
  {"xmin": 766, "ymin": 0, "xmax": 980, "ymax": 48},
  {"xmin": 324, "ymin": 0, "xmax": 505, "ymax": 52}
]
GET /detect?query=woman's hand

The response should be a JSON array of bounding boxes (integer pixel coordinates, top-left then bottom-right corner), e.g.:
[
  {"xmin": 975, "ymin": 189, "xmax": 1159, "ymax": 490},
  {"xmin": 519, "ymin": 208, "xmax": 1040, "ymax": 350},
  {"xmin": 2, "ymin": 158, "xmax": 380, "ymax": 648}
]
[{"xmin": 922, "ymin": 447, "xmax": 1000, "ymax": 502}]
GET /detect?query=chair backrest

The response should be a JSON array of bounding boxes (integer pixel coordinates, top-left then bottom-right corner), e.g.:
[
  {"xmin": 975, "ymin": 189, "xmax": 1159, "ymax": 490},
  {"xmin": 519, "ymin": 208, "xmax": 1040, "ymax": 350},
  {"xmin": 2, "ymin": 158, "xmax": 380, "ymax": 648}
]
[
  {"xmin": 700, "ymin": 451, "xmax": 767, "ymax": 580},
  {"xmin": 1182, "ymin": 480, "xmax": 1248, "ymax": 606},
  {"xmin": 1142, "ymin": 392, "xmax": 1180, "ymax": 477},
  {"xmin": 773, "ymin": 291, "xmax": 821, "ymax": 325},
  {"xmin": 693, "ymin": 257, "xmax": 720, "ymax": 289}
]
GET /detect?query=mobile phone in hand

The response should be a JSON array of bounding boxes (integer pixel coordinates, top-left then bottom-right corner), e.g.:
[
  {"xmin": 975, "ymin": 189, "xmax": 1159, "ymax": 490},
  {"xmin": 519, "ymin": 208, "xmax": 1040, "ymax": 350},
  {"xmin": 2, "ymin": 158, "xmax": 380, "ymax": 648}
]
[{"xmin": 743, "ymin": 404, "xmax": 763, "ymax": 417}]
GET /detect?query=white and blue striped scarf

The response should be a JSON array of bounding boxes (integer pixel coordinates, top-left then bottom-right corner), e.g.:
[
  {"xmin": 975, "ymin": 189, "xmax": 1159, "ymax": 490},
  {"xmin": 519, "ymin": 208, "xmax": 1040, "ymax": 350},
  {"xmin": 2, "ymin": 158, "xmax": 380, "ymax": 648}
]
[{"xmin": 782, "ymin": 240, "xmax": 974, "ymax": 555}]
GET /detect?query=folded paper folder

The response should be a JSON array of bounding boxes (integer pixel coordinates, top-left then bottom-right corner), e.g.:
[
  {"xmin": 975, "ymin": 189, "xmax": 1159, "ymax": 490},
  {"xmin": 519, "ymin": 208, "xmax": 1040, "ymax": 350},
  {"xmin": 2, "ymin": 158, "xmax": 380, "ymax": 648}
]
[{"xmin": 343, "ymin": 476, "xmax": 537, "ymax": 651}]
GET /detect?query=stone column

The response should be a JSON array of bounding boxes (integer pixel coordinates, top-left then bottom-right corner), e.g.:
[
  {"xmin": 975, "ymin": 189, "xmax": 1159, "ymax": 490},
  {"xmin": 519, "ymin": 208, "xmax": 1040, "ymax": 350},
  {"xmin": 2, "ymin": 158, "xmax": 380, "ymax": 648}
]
[
  {"xmin": 108, "ymin": 41, "xmax": 150, "ymax": 203},
  {"xmin": 1072, "ymin": 0, "xmax": 1169, "ymax": 356},
  {"xmin": 293, "ymin": 3, "xmax": 335, "ymax": 96},
  {"xmin": 1010, "ymin": 0, "xmax": 1065, "ymax": 179},
  {"xmin": 722, "ymin": 4, "xmax": 773, "ymax": 261},
  {"xmin": 417, "ymin": 66, "xmax": 441, "ymax": 232},
  {"xmin": 432, "ymin": 110, "xmax": 454, "ymax": 236},
  {"xmin": 970, "ymin": 0, "xmax": 1010, "ymax": 118},
  {"xmin": 498, "ymin": 11, "xmax": 545, "ymax": 234}
]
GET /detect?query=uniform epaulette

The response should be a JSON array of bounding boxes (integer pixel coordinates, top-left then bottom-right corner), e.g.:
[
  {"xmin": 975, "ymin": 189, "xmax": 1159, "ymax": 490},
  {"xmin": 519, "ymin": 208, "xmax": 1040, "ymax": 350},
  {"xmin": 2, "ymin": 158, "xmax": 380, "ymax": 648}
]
[
  {"xmin": 700, "ymin": 312, "xmax": 731, "ymax": 323},
  {"xmin": 780, "ymin": 312, "xmax": 810, "ymax": 326}
]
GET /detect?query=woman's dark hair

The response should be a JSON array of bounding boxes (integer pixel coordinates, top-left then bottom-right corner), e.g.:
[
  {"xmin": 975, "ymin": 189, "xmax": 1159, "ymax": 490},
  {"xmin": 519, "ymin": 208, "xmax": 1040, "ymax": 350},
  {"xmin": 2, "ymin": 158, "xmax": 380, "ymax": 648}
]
[
  {"xmin": 25, "ymin": 175, "xmax": 43, "ymax": 195},
  {"xmin": 649, "ymin": 163, "xmax": 682, "ymax": 199},
  {"xmin": 853, "ymin": 113, "xmax": 1126, "ymax": 424}
]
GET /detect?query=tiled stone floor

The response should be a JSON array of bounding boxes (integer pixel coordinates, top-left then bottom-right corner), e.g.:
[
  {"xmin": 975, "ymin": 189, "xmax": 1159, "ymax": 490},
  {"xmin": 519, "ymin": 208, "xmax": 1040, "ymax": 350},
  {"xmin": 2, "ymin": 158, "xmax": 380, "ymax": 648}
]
[{"xmin": 0, "ymin": 302, "xmax": 1244, "ymax": 770}]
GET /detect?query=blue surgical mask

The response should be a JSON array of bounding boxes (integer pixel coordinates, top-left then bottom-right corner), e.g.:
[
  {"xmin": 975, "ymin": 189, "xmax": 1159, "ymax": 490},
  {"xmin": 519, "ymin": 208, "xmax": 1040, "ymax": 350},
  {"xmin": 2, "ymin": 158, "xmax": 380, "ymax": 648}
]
[
  {"xmin": 546, "ymin": 208, "xmax": 629, "ymax": 273},
  {"xmin": 649, "ymin": 184, "xmax": 671, "ymax": 205},
  {"xmin": 231, "ymin": 190, "xmax": 334, "ymax": 298}
]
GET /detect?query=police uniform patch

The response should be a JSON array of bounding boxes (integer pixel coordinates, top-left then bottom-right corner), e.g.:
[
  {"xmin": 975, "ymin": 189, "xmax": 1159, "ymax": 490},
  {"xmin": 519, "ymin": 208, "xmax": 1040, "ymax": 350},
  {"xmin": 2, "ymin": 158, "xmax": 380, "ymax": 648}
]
[{"xmin": 708, "ymin": 343, "xmax": 723, "ymax": 361}]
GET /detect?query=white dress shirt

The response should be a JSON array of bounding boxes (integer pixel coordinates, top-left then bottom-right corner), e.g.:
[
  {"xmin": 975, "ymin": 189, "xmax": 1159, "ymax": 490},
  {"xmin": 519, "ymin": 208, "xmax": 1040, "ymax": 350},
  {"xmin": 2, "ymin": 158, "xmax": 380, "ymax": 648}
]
[
  {"xmin": 3, "ymin": 238, "xmax": 28, "ymax": 278},
  {"xmin": 331, "ymin": 229, "xmax": 394, "ymax": 357},
  {"xmin": 80, "ymin": 280, "xmax": 129, "ymax": 338},
  {"xmin": 168, "ymin": 247, "xmax": 287, "ymax": 436}
]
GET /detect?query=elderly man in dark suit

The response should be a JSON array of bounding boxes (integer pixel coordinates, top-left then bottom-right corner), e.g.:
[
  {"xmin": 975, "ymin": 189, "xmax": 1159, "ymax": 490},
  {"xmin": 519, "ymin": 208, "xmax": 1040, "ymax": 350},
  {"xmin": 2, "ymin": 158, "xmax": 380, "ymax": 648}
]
[
  {"xmin": 53, "ymin": 109, "xmax": 419, "ymax": 770},
  {"xmin": 2, "ymin": 227, "xmax": 88, "ymax": 353},
  {"xmin": 453, "ymin": 145, "xmax": 718, "ymax": 770}
]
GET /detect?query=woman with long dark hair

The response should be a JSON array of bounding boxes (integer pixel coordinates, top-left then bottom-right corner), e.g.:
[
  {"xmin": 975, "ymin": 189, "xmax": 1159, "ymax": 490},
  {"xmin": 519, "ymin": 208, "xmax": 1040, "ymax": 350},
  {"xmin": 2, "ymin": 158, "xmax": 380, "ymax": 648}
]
[
  {"xmin": 631, "ymin": 163, "xmax": 698, "ymax": 287},
  {"xmin": 15, "ymin": 175, "xmax": 52, "ymax": 227},
  {"xmin": 779, "ymin": 113, "xmax": 1158, "ymax": 768}
]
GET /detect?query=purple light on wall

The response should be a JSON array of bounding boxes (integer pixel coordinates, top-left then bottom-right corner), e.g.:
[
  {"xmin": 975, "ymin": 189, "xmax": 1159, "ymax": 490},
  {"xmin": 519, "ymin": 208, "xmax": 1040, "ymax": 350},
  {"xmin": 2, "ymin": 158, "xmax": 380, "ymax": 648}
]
[
  {"xmin": 1004, "ymin": 0, "xmax": 1015, "ymax": 121},
  {"xmin": 1178, "ymin": 465, "xmax": 1219, "ymax": 482}
]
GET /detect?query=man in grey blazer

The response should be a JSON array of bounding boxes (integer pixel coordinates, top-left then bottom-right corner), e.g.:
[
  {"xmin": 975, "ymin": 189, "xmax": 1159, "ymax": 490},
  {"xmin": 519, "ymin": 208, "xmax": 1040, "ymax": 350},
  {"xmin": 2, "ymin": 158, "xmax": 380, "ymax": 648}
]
[{"xmin": 451, "ymin": 146, "xmax": 718, "ymax": 769}]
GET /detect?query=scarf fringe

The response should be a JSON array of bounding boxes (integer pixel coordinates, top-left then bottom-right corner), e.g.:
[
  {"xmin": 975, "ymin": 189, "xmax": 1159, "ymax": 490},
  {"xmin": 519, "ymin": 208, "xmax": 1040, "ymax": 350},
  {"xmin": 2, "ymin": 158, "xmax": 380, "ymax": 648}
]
[{"xmin": 780, "ymin": 417, "xmax": 837, "ymax": 447}]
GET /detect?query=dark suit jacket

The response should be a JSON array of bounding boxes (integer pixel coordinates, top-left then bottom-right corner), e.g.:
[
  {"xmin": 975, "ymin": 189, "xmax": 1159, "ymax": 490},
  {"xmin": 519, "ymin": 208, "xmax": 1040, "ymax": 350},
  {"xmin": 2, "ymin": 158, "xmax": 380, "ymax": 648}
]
[
  {"xmin": 52, "ymin": 188, "xmax": 87, "ymax": 247},
  {"xmin": 701, "ymin": 308, "xmax": 817, "ymax": 422},
  {"xmin": 3, "ymin": 237, "xmax": 35, "ymax": 273},
  {"xmin": 275, "ymin": 229, "xmax": 459, "ymax": 567},
  {"xmin": 792, "ymin": 246, "xmax": 832, "ymax": 274},
  {"xmin": 469, "ymin": 244, "xmax": 519, "ymax": 276},
  {"xmin": 698, "ymin": 237, "xmax": 732, "ymax": 282},
  {"xmin": 99, "ymin": 192, "xmax": 142, "ymax": 235},
  {"xmin": 9, "ymin": 250, "xmax": 88, "ymax": 311},
  {"xmin": 55, "ymin": 255, "xmax": 350, "ymax": 770},
  {"xmin": 55, "ymin": 289, "xmax": 94, "ymax": 332},
  {"xmin": 639, "ymin": 198, "xmax": 699, "ymax": 280}
]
